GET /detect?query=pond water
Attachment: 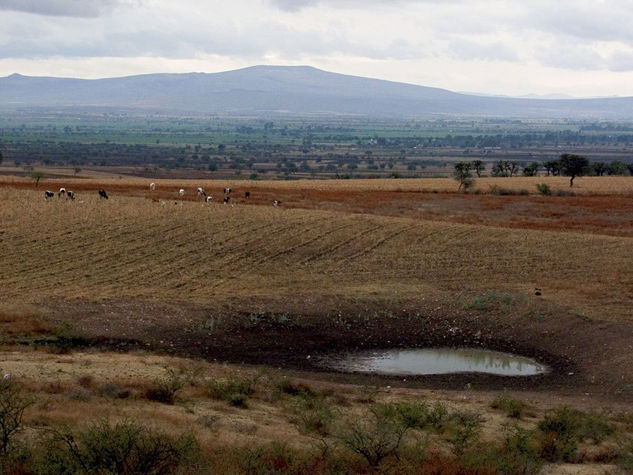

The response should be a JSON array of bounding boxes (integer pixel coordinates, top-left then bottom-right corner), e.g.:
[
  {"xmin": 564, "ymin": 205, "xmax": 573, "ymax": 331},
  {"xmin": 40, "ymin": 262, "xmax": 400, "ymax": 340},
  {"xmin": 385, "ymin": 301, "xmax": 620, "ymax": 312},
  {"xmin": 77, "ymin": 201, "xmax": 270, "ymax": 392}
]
[{"xmin": 320, "ymin": 348, "xmax": 548, "ymax": 376}]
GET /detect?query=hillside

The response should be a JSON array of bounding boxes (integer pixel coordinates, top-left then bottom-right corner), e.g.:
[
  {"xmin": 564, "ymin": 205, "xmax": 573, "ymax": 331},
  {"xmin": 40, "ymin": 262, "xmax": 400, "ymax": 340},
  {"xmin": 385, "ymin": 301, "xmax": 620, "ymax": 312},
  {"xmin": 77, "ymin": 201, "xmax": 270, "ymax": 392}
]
[
  {"xmin": 2, "ymin": 184, "xmax": 631, "ymax": 321},
  {"xmin": 2, "ymin": 65, "xmax": 633, "ymax": 118}
]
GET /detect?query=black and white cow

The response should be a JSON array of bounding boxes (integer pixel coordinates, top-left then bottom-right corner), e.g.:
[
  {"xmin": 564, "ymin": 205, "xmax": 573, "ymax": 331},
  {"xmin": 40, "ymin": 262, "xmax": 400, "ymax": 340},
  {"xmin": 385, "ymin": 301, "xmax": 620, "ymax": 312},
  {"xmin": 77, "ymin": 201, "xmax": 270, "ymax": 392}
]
[
  {"xmin": 58, "ymin": 187, "xmax": 66, "ymax": 198},
  {"xmin": 66, "ymin": 190, "xmax": 75, "ymax": 200},
  {"xmin": 206, "ymin": 196, "xmax": 213, "ymax": 203},
  {"xmin": 223, "ymin": 196, "xmax": 230, "ymax": 204},
  {"xmin": 244, "ymin": 191, "xmax": 251, "ymax": 199},
  {"xmin": 98, "ymin": 189, "xmax": 109, "ymax": 199},
  {"xmin": 197, "ymin": 187, "xmax": 206, "ymax": 197},
  {"xmin": 44, "ymin": 190, "xmax": 55, "ymax": 199},
  {"xmin": 224, "ymin": 187, "xmax": 231, "ymax": 194},
  {"xmin": 273, "ymin": 200, "xmax": 281, "ymax": 207},
  {"xmin": 178, "ymin": 189, "xmax": 185, "ymax": 197}
]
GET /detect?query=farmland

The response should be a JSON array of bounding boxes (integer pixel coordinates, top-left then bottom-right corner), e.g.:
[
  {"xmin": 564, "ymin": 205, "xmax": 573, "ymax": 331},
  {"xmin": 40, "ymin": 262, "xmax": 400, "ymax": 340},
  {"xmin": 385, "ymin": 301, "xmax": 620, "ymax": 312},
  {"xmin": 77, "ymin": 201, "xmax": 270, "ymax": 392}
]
[{"xmin": 1, "ymin": 173, "xmax": 632, "ymax": 473}]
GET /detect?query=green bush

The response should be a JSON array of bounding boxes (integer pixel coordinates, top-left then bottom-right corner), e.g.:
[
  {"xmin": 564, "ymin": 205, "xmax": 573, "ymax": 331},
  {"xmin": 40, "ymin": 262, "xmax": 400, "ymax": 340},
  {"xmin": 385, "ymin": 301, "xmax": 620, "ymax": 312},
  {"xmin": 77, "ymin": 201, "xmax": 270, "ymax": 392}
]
[
  {"xmin": 290, "ymin": 391, "xmax": 335, "ymax": 437},
  {"xmin": 207, "ymin": 375, "xmax": 256, "ymax": 407},
  {"xmin": 426, "ymin": 402, "xmax": 451, "ymax": 431},
  {"xmin": 38, "ymin": 420, "xmax": 198, "ymax": 474},
  {"xmin": 494, "ymin": 425, "xmax": 542, "ymax": 475},
  {"xmin": 535, "ymin": 183, "xmax": 552, "ymax": 196},
  {"xmin": 446, "ymin": 411, "xmax": 484, "ymax": 456},
  {"xmin": 491, "ymin": 392, "xmax": 525, "ymax": 419},
  {"xmin": 538, "ymin": 406, "xmax": 583, "ymax": 462},
  {"xmin": 578, "ymin": 410, "xmax": 613, "ymax": 443}
]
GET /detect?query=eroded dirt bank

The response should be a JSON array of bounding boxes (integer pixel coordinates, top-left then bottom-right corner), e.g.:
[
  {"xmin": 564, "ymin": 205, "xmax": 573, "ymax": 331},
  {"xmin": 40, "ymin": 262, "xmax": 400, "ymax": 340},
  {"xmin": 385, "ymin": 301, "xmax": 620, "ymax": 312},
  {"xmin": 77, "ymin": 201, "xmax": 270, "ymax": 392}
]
[{"xmin": 42, "ymin": 297, "xmax": 633, "ymax": 402}]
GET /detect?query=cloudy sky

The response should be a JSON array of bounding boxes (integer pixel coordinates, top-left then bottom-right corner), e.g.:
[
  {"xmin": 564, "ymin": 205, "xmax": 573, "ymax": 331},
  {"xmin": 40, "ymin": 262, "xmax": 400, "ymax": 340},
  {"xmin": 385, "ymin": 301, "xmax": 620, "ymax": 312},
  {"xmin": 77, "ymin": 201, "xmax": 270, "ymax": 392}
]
[{"xmin": 2, "ymin": 0, "xmax": 633, "ymax": 97}]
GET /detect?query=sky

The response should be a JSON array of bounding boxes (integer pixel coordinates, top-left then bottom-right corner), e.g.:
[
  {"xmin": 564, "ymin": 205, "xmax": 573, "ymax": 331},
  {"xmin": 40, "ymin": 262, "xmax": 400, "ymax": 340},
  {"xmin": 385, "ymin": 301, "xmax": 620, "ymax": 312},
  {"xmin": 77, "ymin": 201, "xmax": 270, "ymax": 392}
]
[{"xmin": 2, "ymin": 0, "xmax": 633, "ymax": 97}]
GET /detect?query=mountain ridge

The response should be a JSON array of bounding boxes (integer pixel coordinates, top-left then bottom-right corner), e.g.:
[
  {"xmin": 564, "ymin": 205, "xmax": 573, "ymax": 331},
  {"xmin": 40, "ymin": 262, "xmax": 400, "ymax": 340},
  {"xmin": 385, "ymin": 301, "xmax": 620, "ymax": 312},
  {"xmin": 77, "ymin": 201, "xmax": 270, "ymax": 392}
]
[{"xmin": 2, "ymin": 65, "xmax": 632, "ymax": 118}]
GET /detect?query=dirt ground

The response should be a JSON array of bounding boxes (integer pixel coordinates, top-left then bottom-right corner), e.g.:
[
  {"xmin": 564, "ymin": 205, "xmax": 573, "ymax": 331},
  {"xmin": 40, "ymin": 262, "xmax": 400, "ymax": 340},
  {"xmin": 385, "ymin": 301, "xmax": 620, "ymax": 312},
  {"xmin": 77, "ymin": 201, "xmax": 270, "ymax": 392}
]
[
  {"xmin": 2, "ymin": 175, "xmax": 632, "ymax": 409},
  {"xmin": 38, "ymin": 295, "xmax": 633, "ymax": 406}
]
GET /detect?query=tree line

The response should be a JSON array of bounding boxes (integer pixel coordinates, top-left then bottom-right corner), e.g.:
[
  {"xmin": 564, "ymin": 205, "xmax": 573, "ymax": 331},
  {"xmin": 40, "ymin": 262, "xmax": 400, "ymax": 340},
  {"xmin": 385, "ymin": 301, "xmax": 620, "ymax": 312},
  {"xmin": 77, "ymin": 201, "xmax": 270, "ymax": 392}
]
[{"xmin": 455, "ymin": 154, "xmax": 633, "ymax": 189}]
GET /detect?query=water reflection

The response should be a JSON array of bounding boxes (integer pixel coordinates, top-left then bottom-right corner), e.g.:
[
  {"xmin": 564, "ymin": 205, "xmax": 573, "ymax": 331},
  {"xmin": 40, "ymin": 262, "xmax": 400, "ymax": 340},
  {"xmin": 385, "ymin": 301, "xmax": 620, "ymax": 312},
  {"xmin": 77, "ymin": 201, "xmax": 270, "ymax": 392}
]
[{"xmin": 322, "ymin": 348, "xmax": 547, "ymax": 376}]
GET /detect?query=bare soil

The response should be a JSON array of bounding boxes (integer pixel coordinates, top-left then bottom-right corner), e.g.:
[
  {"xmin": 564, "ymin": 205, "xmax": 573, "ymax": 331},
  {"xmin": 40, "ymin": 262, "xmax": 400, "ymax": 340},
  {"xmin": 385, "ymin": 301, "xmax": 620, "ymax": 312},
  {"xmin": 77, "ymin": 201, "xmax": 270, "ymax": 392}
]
[{"xmin": 43, "ymin": 296, "xmax": 633, "ymax": 404}]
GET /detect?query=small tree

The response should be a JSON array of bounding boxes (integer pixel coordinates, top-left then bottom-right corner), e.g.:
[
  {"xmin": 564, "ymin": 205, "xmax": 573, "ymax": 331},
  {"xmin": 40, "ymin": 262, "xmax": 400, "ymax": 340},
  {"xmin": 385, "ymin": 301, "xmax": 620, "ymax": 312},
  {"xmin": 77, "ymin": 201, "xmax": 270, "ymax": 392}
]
[
  {"xmin": 559, "ymin": 153, "xmax": 589, "ymax": 187},
  {"xmin": 30, "ymin": 170, "xmax": 46, "ymax": 188},
  {"xmin": 543, "ymin": 160, "xmax": 561, "ymax": 176},
  {"xmin": 591, "ymin": 162, "xmax": 608, "ymax": 176},
  {"xmin": 608, "ymin": 160, "xmax": 629, "ymax": 176},
  {"xmin": 471, "ymin": 159, "xmax": 485, "ymax": 177},
  {"xmin": 522, "ymin": 161, "xmax": 540, "ymax": 176},
  {"xmin": 454, "ymin": 161, "xmax": 474, "ymax": 191}
]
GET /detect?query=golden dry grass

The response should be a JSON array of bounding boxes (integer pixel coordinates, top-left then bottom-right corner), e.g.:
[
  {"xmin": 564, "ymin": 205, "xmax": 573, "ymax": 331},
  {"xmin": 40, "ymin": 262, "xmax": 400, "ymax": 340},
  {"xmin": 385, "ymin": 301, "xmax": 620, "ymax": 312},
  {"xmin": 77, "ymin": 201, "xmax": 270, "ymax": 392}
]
[
  {"xmin": 3, "ymin": 174, "xmax": 633, "ymax": 195},
  {"xmin": 1, "ymin": 188, "xmax": 631, "ymax": 322}
]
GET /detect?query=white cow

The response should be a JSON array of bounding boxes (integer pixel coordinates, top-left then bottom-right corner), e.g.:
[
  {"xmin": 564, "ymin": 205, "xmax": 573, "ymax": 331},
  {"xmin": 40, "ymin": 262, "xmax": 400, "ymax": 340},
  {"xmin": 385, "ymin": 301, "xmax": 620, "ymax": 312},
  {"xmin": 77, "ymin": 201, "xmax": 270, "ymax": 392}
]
[
  {"xmin": 178, "ymin": 189, "xmax": 185, "ymax": 197},
  {"xmin": 149, "ymin": 182, "xmax": 156, "ymax": 191}
]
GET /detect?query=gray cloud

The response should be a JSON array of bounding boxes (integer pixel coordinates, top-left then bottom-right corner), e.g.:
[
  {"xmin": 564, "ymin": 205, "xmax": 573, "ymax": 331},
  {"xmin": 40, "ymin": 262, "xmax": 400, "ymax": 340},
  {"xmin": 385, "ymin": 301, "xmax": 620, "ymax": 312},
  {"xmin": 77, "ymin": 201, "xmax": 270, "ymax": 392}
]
[
  {"xmin": 269, "ymin": 0, "xmax": 460, "ymax": 12},
  {"xmin": 0, "ymin": 0, "xmax": 136, "ymax": 18}
]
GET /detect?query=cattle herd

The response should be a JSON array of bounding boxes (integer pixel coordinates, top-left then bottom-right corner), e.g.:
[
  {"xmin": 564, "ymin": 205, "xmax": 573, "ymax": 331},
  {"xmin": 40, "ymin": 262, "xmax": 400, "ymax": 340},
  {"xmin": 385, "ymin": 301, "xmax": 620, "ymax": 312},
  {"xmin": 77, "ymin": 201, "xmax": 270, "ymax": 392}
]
[{"xmin": 44, "ymin": 183, "xmax": 281, "ymax": 207}]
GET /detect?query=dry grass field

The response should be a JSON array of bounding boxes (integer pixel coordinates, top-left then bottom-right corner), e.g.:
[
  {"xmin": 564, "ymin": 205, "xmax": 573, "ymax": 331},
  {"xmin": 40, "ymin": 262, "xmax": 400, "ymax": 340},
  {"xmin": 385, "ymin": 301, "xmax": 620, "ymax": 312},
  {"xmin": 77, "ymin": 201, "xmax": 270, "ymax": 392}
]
[
  {"xmin": 1, "ymin": 174, "xmax": 632, "ymax": 473},
  {"xmin": 1, "ymin": 184, "xmax": 631, "ymax": 320}
]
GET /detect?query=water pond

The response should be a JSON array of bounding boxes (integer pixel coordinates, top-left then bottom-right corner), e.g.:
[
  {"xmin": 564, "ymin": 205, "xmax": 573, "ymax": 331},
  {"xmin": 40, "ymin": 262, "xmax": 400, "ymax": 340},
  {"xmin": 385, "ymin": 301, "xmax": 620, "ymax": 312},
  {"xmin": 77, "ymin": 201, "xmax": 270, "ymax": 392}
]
[{"xmin": 320, "ymin": 348, "xmax": 548, "ymax": 376}]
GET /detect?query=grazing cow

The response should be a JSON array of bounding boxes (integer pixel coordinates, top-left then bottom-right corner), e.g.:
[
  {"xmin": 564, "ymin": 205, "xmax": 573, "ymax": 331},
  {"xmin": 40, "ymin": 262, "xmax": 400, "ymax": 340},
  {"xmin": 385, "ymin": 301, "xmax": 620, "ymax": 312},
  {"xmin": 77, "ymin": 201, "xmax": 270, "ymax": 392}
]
[
  {"xmin": 244, "ymin": 191, "xmax": 251, "ymax": 199},
  {"xmin": 273, "ymin": 200, "xmax": 281, "ymax": 207},
  {"xmin": 149, "ymin": 182, "xmax": 156, "ymax": 191},
  {"xmin": 98, "ymin": 189, "xmax": 109, "ymax": 200},
  {"xmin": 535, "ymin": 288, "xmax": 542, "ymax": 296},
  {"xmin": 66, "ymin": 190, "xmax": 75, "ymax": 200},
  {"xmin": 197, "ymin": 187, "xmax": 206, "ymax": 197},
  {"xmin": 206, "ymin": 196, "xmax": 213, "ymax": 203},
  {"xmin": 178, "ymin": 189, "xmax": 185, "ymax": 197},
  {"xmin": 224, "ymin": 187, "xmax": 231, "ymax": 194},
  {"xmin": 223, "ymin": 196, "xmax": 230, "ymax": 204},
  {"xmin": 58, "ymin": 187, "xmax": 66, "ymax": 198},
  {"xmin": 44, "ymin": 190, "xmax": 55, "ymax": 199}
]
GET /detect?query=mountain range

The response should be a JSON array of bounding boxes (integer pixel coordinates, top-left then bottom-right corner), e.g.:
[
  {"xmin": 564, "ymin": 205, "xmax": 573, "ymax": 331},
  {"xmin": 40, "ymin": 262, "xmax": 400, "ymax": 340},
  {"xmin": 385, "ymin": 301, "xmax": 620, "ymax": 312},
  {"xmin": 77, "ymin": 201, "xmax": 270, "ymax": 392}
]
[{"xmin": 1, "ymin": 65, "xmax": 632, "ymax": 119}]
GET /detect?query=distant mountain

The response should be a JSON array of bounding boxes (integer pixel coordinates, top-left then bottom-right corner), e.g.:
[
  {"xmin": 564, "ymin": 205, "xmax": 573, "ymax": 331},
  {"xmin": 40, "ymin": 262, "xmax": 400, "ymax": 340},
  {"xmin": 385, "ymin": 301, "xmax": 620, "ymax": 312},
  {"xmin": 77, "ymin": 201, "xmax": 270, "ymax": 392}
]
[{"xmin": 1, "ymin": 65, "xmax": 633, "ymax": 119}]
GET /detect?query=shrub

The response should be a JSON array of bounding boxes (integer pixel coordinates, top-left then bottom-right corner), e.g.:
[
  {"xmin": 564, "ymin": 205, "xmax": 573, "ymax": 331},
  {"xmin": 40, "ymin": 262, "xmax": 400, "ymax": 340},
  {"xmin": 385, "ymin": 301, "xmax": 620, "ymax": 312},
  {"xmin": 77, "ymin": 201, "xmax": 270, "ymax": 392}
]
[
  {"xmin": 535, "ymin": 183, "xmax": 552, "ymax": 196},
  {"xmin": 578, "ymin": 410, "xmax": 613, "ymax": 443},
  {"xmin": 538, "ymin": 406, "xmax": 583, "ymax": 462},
  {"xmin": 491, "ymin": 392, "xmax": 525, "ymax": 419},
  {"xmin": 98, "ymin": 382, "xmax": 131, "ymax": 399},
  {"xmin": 335, "ymin": 404, "xmax": 410, "ymax": 468},
  {"xmin": 38, "ymin": 420, "xmax": 198, "ymax": 474},
  {"xmin": 207, "ymin": 375, "xmax": 256, "ymax": 407},
  {"xmin": 426, "ymin": 402, "xmax": 451, "ymax": 431},
  {"xmin": 275, "ymin": 378, "xmax": 316, "ymax": 399},
  {"xmin": 0, "ymin": 379, "xmax": 31, "ymax": 457},
  {"xmin": 144, "ymin": 369, "xmax": 184, "ymax": 405},
  {"xmin": 494, "ymin": 425, "xmax": 542, "ymax": 475},
  {"xmin": 618, "ymin": 435, "xmax": 633, "ymax": 472},
  {"xmin": 394, "ymin": 401, "xmax": 430, "ymax": 429},
  {"xmin": 291, "ymin": 396, "xmax": 335, "ymax": 437},
  {"xmin": 446, "ymin": 411, "xmax": 484, "ymax": 456}
]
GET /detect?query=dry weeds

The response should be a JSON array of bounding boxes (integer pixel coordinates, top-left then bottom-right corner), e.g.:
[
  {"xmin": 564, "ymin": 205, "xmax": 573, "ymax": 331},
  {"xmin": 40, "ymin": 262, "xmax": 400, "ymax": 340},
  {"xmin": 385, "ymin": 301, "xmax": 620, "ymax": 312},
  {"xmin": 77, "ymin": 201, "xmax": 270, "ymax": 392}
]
[{"xmin": 0, "ymin": 188, "xmax": 630, "ymax": 321}]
